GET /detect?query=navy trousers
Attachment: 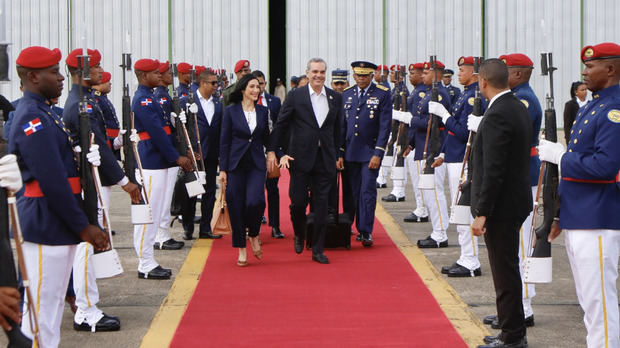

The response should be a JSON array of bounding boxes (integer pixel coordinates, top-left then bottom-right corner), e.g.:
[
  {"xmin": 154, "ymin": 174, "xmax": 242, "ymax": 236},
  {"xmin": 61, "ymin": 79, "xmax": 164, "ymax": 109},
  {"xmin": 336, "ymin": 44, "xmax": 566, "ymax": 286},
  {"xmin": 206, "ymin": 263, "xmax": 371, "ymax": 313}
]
[
  {"xmin": 182, "ymin": 159, "xmax": 218, "ymax": 234},
  {"xmin": 265, "ymin": 177, "xmax": 280, "ymax": 228},
  {"xmin": 344, "ymin": 161, "xmax": 379, "ymax": 236}
]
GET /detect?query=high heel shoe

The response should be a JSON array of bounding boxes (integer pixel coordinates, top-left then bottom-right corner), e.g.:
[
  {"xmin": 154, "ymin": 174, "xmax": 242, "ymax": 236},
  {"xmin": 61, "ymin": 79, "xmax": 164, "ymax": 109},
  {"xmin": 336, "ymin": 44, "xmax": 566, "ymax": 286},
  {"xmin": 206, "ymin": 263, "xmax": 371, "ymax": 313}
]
[
  {"xmin": 237, "ymin": 258, "xmax": 248, "ymax": 267},
  {"xmin": 249, "ymin": 236, "xmax": 263, "ymax": 260}
]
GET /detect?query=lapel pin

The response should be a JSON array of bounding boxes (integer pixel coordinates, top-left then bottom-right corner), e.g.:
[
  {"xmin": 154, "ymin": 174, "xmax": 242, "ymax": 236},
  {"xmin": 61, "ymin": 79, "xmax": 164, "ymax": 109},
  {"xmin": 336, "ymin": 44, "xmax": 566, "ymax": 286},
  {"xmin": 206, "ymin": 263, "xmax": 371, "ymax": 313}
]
[{"xmin": 329, "ymin": 95, "xmax": 333, "ymax": 100}]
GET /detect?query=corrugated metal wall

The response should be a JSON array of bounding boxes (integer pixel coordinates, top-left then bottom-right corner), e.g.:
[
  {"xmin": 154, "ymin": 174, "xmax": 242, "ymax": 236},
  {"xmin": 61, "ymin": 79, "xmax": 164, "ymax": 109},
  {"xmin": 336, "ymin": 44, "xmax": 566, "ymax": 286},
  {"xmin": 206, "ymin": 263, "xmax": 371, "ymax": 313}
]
[{"xmin": 0, "ymin": 0, "xmax": 268, "ymax": 112}]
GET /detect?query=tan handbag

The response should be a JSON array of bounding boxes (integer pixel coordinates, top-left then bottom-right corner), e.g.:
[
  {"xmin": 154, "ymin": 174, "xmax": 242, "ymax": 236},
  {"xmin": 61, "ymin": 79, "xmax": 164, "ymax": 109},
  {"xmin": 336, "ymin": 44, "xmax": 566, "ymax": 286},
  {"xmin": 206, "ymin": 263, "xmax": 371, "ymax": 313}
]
[
  {"xmin": 267, "ymin": 160, "xmax": 281, "ymax": 179},
  {"xmin": 211, "ymin": 187, "xmax": 232, "ymax": 235}
]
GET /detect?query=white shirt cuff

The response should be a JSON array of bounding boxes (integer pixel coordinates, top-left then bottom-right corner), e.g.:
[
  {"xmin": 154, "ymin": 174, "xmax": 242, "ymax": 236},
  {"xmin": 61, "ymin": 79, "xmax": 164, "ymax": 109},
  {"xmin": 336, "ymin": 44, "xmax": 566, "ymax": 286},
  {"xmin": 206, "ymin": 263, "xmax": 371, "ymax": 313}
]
[{"xmin": 117, "ymin": 176, "xmax": 129, "ymax": 187}]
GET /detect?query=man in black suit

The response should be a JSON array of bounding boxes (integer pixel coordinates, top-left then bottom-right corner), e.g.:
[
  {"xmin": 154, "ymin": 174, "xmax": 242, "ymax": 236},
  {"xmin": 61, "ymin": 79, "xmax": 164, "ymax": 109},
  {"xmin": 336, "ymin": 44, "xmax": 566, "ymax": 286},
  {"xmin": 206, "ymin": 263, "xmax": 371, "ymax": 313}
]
[
  {"xmin": 267, "ymin": 58, "xmax": 343, "ymax": 264},
  {"xmin": 469, "ymin": 58, "xmax": 532, "ymax": 348}
]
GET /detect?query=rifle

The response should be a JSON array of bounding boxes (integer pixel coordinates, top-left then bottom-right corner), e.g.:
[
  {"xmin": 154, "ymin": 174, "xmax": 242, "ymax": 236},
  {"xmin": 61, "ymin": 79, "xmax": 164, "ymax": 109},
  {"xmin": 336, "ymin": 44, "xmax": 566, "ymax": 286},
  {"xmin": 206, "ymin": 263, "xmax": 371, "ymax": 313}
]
[
  {"xmin": 524, "ymin": 52, "xmax": 558, "ymax": 283},
  {"xmin": 392, "ymin": 65, "xmax": 408, "ymax": 167},
  {"xmin": 170, "ymin": 64, "xmax": 189, "ymax": 155},
  {"xmin": 186, "ymin": 69, "xmax": 206, "ymax": 183},
  {"xmin": 422, "ymin": 56, "xmax": 441, "ymax": 175}
]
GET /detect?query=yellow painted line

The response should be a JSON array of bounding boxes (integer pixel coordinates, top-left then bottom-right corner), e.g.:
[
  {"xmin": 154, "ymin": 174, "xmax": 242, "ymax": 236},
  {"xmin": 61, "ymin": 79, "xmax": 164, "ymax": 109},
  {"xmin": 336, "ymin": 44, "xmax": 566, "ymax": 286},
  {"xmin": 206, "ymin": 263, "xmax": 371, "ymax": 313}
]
[
  {"xmin": 140, "ymin": 239, "xmax": 213, "ymax": 348},
  {"xmin": 375, "ymin": 203, "xmax": 490, "ymax": 348}
]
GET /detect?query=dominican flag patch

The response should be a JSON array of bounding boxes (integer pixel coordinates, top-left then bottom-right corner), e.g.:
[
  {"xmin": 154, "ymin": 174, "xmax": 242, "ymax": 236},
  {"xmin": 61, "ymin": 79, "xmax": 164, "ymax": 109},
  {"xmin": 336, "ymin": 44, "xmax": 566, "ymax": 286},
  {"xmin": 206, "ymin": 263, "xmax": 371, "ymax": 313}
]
[
  {"xmin": 141, "ymin": 98, "xmax": 153, "ymax": 106},
  {"xmin": 158, "ymin": 97, "xmax": 167, "ymax": 105},
  {"xmin": 86, "ymin": 104, "xmax": 93, "ymax": 113},
  {"xmin": 22, "ymin": 118, "xmax": 43, "ymax": 136}
]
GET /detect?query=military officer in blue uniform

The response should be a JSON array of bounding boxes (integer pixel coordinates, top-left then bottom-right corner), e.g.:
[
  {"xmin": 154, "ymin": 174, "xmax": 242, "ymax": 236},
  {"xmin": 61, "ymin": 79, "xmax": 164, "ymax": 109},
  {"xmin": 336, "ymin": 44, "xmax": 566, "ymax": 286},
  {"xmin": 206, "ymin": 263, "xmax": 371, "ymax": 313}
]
[
  {"xmin": 409, "ymin": 60, "xmax": 452, "ymax": 249},
  {"xmin": 92, "ymin": 71, "xmax": 121, "ymax": 160},
  {"xmin": 540, "ymin": 42, "xmax": 620, "ymax": 348},
  {"xmin": 132, "ymin": 58, "xmax": 192, "ymax": 280},
  {"xmin": 442, "ymin": 69, "xmax": 462, "ymax": 105},
  {"xmin": 341, "ymin": 61, "xmax": 392, "ymax": 247},
  {"xmin": 330, "ymin": 69, "xmax": 349, "ymax": 93},
  {"xmin": 429, "ymin": 56, "xmax": 486, "ymax": 277},
  {"xmin": 10, "ymin": 45, "xmax": 109, "ymax": 347},
  {"xmin": 401, "ymin": 62, "xmax": 429, "ymax": 223},
  {"xmin": 153, "ymin": 61, "xmax": 186, "ymax": 250},
  {"xmin": 63, "ymin": 48, "xmax": 142, "ymax": 333},
  {"xmin": 176, "ymin": 62, "xmax": 192, "ymax": 98}
]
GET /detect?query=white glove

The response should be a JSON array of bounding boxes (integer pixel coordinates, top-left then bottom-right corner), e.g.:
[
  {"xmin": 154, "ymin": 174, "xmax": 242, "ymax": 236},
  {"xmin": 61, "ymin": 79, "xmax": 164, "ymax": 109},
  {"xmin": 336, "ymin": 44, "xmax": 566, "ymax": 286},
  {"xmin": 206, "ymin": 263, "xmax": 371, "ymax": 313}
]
[
  {"xmin": 538, "ymin": 139, "xmax": 566, "ymax": 165},
  {"xmin": 178, "ymin": 110, "xmax": 187, "ymax": 124},
  {"xmin": 87, "ymin": 144, "xmax": 101, "ymax": 167},
  {"xmin": 467, "ymin": 114, "xmax": 483, "ymax": 132},
  {"xmin": 188, "ymin": 103, "xmax": 199, "ymax": 114},
  {"xmin": 73, "ymin": 145, "xmax": 82, "ymax": 154},
  {"xmin": 113, "ymin": 129, "xmax": 127, "ymax": 150},
  {"xmin": 0, "ymin": 155, "xmax": 23, "ymax": 192},
  {"xmin": 400, "ymin": 111, "xmax": 413, "ymax": 124},
  {"xmin": 170, "ymin": 111, "xmax": 178, "ymax": 127},
  {"xmin": 129, "ymin": 129, "xmax": 140, "ymax": 143},
  {"xmin": 429, "ymin": 101, "xmax": 451, "ymax": 124},
  {"xmin": 391, "ymin": 110, "xmax": 402, "ymax": 122}
]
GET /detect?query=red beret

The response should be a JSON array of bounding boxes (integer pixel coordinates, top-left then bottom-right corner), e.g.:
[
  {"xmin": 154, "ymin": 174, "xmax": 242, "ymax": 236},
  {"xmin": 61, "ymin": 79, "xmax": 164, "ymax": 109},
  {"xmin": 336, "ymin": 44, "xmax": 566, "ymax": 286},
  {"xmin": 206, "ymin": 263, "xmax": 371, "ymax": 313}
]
[
  {"xmin": 134, "ymin": 58, "xmax": 160, "ymax": 72},
  {"xmin": 234, "ymin": 60, "xmax": 250, "ymax": 73},
  {"xmin": 177, "ymin": 62, "xmax": 191, "ymax": 74},
  {"xmin": 458, "ymin": 56, "xmax": 475, "ymax": 66},
  {"xmin": 100, "ymin": 71, "xmax": 111, "ymax": 84},
  {"xmin": 375, "ymin": 64, "xmax": 388, "ymax": 72},
  {"xmin": 16, "ymin": 46, "xmax": 62, "ymax": 69},
  {"xmin": 581, "ymin": 42, "xmax": 620, "ymax": 63},
  {"xmin": 499, "ymin": 53, "xmax": 533, "ymax": 68},
  {"xmin": 158, "ymin": 61, "xmax": 170, "ymax": 73},
  {"xmin": 423, "ymin": 60, "xmax": 445, "ymax": 69},
  {"xmin": 409, "ymin": 63, "xmax": 425, "ymax": 71},
  {"xmin": 195, "ymin": 65, "xmax": 206, "ymax": 76},
  {"xmin": 389, "ymin": 64, "xmax": 399, "ymax": 71},
  {"xmin": 66, "ymin": 48, "xmax": 101, "ymax": 68}
]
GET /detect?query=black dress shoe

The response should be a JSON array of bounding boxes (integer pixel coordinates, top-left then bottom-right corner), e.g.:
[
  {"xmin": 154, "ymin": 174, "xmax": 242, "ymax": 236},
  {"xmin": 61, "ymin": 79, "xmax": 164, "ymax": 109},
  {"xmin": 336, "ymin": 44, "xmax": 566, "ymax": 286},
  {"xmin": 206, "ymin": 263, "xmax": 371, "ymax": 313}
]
[
  {"xmin": 484, "ymin": 334, "xmax": 501, "ymax": 344},
  {"xmin": 491, "ymin": 315, "xmax": 534, "ymax": 329},
  {"xmin": 183, "ymin": 231, "xmax": 195, "ymax": 240},
  {"xmin": 441, "ymin": 263, "xmax": 458, "ymax": 274},
  {"xmin": 294, "ymin": 236, "xmax": 304, "ymax": 254},
  {"xmin": 199, "ymin": 231, "xmax": 223, "ymax": 239},
  {"xmin": 154, "ymin": 239, "xmax": 185, "ymax": 250},
  {"xmin": 483, "ymin": 314, "xmax": 497, "ymax": 325},
  {"xmin": 477, "ymin": 337, "xmax": 527, "ymax": 348},
  {"xmin": 327, "ymin": 213, "xmax": 337, "ymax": 224},
  {"xmin": 404, "ymin": 213, "xmax": 429, "ymax": 223},
  {"xmin": 376, "ymin": 183, "xmax": 387, "ymax": 188},
  {"xmin": 138, "ymin": 265, "xmax": 171, "ymax": 279},
  {"xmin": 448, "ymin": 265, "xmax": 482, "ymax": 277},
  {"xmin": 74, "ymin": 313, "xmax": 121, "ymax": 332},
  {"xmin": 381, "ymin": 193, "xmax": 405, "ymax": 202},
  {"xmin": 312, "ymin": 253, "xmax": 330, "ymax": 264},
  {"xmin": 271, "ymin": 227, "xmax": 284, "ymax": 239},
  {"xmin": 261, "ymin": 216, "xmax": 267, "ymax": 224},
  {"xmin": 417, "ymin": 236, "xmax": 448, "ymax": 248},
  {"xmin": 361, "ymin": 234, "xmax": 373, "ymax": 247},
  {"xmin": 356, "ymin": 234, "xmax": 363, "ymax": 242}
]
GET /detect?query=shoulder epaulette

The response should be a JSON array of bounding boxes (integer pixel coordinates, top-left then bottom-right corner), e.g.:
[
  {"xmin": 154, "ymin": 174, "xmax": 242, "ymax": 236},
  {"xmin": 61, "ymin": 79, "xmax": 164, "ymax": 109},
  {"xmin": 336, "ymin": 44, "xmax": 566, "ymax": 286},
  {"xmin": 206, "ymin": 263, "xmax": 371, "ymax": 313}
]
[
  {"xmin": 93, "ymin": 90, "xmax": 102, "ymax": 96},
  {"xmin": 375, "ymin": 84, "xmax": 389, "ymax": 91},
  {"xmin": 344, "ymin": 85, "xmax": 356, "ymax": 92}
]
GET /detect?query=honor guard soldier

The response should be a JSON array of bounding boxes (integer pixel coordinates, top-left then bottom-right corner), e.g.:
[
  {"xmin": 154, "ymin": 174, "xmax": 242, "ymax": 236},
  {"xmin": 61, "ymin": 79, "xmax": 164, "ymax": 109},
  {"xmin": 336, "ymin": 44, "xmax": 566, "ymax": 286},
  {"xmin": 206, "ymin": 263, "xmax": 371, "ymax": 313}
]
[
  {"xmin": 374, "ymin": 64, "xmax": 390, "ymax": 89},
  {"xmin": 479, "ymin": 53, "xmax": 541, "ymax": 329},
  {"xmin": 412, "ymin": 60, "xmax": 452, "ymax": 248},
  {"xmin": 176, "ymin": 62, "xmax": 192, "ymax": 98},
  {"xmin": 222, "ymin": 59, "xmax": 251, "ymax": 106},
  {"xmin": 430, "ymin": 56, "xmax": 486, "ymax": 277},
  {"xmin": 132, "ymin": 58, "xmax": 193, "ymax": 280},
  {"xmin": 153, "ymin": 61, "xmax": 185, "ymax": 250},
  {"xmin": 401, "ymin": 62, "xmax": 429, "ymax": 223},
  {"xmin": 63, "ymin": 48, "xmax": 141, "ymax": 332},
  {"xmin": 93, "ymin": 71, "xmax": 121, "ymax": 160},
  {"xmin": 540, "ymin": 42, "xmax": 620, "ymax": 348},
  {"xmin": 341, "ymin": 61, "xmax": 392, "ymax": 246},
  {"xmin": 10, "ymin": 46, "xmax": 109, "ymax": 347},
  {"xmin": 330, "ymin": 69, "xmax": 349, "ymax": 93},
  {"xmin": 442, "ymin": 69, "xmax": 462, "ymax": 105}
]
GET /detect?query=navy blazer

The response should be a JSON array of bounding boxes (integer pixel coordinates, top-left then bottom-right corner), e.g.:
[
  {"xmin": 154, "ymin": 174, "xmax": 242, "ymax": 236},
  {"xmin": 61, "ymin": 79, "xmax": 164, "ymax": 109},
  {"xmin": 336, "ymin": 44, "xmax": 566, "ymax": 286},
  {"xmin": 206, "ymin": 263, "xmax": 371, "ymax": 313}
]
[
  {"xmin": 262, "ymin": 93, "xmax": 284, "ymax": 158},
  {"xmin": 180, "ymin": 93, "xmax": 223, "ymax": 162},
  {"xmin": 220, "ymin": 103, "xmax": 269, "ymax": 172}
]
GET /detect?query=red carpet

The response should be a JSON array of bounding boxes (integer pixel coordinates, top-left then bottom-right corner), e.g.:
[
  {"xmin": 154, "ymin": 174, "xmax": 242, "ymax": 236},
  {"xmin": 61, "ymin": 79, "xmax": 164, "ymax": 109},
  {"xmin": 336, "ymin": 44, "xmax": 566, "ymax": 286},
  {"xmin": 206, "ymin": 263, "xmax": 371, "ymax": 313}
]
[{"xmin": 170, "ymin": 172, "xmax": 467, "ymax": 347}]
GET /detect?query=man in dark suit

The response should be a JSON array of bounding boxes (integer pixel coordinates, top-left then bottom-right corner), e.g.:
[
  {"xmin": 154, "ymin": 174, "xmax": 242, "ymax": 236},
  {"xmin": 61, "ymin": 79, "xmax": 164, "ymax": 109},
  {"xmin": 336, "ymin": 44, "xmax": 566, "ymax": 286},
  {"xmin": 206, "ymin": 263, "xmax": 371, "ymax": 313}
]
[
  {"xmin": 253, "ymin": 70, "xmax": 284, "ymax": 239},
  {"xmin": 469, "ymin": 58, "xmax": 532, "ymax": 348},
  {"xmin": 179, "ymin": 69, "xmax": 224, "ymax": 240},
  {"xmin": 267, "ymin": 58, "xmax": 343, "ymax": 264}
]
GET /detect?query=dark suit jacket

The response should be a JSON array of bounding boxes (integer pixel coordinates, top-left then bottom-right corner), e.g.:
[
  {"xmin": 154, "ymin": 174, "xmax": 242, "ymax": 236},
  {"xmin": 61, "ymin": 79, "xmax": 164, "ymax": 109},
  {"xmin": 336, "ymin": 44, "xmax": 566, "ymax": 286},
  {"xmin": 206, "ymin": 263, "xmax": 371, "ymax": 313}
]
[
  {"xmin": 220, "ymin": 103, "xmax": 269, "ymax": 172},
  {"xmin": 563, "ymin": 98, "xmax": 579, "ymax": 144},
  {"xmin": 268, "ymin": 85, "xmax": 342, "ymax": 174},
  {"xmin": 181, "ymin": 94, "xmax": 223, "ymax": 162},
  {"xmin": 471, "ymin": 91, "xmax": 532, "ymax": 220}
]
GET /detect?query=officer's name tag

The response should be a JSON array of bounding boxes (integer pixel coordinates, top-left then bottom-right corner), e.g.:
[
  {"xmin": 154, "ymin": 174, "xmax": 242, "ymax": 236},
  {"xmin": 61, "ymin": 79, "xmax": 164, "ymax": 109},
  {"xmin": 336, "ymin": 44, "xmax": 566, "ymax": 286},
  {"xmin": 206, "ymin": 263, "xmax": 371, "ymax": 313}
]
[{"xmin": 366, "ymin": 97, "xmax": 379, "ymax": 105}]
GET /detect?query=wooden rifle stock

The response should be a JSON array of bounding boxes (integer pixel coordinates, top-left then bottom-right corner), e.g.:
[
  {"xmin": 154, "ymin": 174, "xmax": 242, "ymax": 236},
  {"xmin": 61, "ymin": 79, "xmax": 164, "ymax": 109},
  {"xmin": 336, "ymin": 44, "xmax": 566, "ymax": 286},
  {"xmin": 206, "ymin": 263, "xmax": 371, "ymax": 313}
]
[
  {"xmin": 120, "ymin": 53, "xmax": 139, "ymax": 188},
  {"xmin": 423, "ymin": 56, "xmax": 440, "ymax": 175}
]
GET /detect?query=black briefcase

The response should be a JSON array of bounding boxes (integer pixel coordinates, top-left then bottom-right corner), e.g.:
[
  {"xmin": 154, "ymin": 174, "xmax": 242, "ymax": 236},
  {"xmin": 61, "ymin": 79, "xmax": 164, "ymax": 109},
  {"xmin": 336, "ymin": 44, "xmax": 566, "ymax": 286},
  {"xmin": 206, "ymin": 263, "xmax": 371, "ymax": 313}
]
[{"xmin": 305, "ymin": 173, "xmax": 352, "ymax": 250}]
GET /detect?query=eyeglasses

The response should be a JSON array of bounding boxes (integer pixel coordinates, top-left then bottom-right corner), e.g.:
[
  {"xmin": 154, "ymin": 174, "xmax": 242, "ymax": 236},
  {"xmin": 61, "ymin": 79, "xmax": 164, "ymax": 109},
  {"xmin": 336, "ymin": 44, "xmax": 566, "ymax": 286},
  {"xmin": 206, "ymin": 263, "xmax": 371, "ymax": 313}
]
[{"xmin": 205, "ymin": 81, "xmax": 218, "ymax": 85}]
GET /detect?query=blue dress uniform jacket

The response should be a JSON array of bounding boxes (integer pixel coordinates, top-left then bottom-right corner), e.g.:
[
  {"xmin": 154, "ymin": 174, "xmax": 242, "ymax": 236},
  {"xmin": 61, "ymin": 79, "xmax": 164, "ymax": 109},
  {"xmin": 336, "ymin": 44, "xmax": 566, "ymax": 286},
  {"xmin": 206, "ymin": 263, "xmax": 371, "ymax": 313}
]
[
  {"xmin": 9, "ymin": 91, "xmax": 88, "ymax": 245},
  {"xmin": 179, "ymin": 93, "xmax": 223, "ymax": 160},
  {"xmin": 410, "ymin": 85, "xmax": 452, "ymax": 160},
  {"xmin": 406, "ymin": 84, "xmax": 429, "ymax": 153},
  {"xmin": 219, "ymin": 103, "xmax": 270, "ymax": 172},
  {"xmin": 63, "ymin": 85, "xmax": 125, "ymax": 187},
  {"xmin": 442, "ymin": 82, "xmax": 486, "ymax": 163},
  {"xmin": 341, "ymin": 83, "xmax": 392, "ymax": 162},
  {"xmin": 154, "ymin": 86, "xmax": 174, "ymax": 119},
  {"xmin": 190, "ymin": 82, "xmax": 199, "ymax": 94},
  {"xmin": 446, "ymin": 84, "xmax": 462, "ymax": 105},
  {"xmin": 559, "ymin": 84, "xmax": 620, "ymax": 230},
  {"xmin": 93, "ymin": 91, "xmax": 121, "ymax": 160},
  {"xmin": 132, "ymin": 84, "xmax": 180, "ymax": 169},
  {"xmin": 512, "ymin": 82, "xmax": 542, "ymax": 186},
  {"xmin": 177, "ymin": 83, "xmax": 189, "ymax": 98}
]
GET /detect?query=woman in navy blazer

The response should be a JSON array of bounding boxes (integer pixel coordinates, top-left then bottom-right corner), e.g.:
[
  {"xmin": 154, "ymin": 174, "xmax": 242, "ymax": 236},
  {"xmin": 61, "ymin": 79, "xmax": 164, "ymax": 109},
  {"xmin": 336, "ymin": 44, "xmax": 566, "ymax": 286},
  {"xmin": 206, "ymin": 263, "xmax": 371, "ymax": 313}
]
[{"xmin": 220, "ymin": 74, "xmax": 270, "ymax": 266}]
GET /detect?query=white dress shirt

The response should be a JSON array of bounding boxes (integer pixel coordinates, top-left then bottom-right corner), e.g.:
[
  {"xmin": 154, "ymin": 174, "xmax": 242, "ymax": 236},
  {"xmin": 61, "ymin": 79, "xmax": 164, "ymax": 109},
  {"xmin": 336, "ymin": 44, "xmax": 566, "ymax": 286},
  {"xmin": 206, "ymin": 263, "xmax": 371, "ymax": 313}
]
[
  {"xmin": 197, "ymin": 89, "xmax": 215, "ymax": 125},
  {"xmin": 309, "ymin": 85, "xmax": 329, "ymax": 127},
  {"xmin": 244, "ymin": 109, "xmax": 257, "ymax": 133}
]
